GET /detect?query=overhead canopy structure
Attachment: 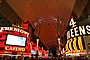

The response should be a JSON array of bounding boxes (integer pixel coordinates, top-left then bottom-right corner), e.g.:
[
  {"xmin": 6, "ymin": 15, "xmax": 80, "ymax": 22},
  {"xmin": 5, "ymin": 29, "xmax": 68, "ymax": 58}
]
[{"xmin": 3, "ymin": 0, "xmax": 88, "ymax": 49}]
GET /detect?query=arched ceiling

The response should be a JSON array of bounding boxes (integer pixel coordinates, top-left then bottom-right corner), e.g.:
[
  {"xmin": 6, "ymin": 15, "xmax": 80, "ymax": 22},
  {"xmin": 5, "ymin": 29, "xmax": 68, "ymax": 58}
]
[
  {"xmin": 6, "ymin": 0, "xmax": 88, "ymax": 49},
  {"xmin": 6, "ymin": 0, "xmax": 75, "ymax": 21}
]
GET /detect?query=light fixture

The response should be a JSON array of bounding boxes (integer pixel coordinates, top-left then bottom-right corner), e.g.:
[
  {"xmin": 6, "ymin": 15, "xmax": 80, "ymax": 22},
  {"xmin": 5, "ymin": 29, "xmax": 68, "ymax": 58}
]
[
  {"xmin": 58, "ymin": 33, "xmax": 60, "ymax": 45},
  {"xmin": 37, "ymin": 39, "xmax": 39, "ymax": 50},
  {"xmin": 58, "ymin": 38, "xmax": 60, "ymax": 45}
]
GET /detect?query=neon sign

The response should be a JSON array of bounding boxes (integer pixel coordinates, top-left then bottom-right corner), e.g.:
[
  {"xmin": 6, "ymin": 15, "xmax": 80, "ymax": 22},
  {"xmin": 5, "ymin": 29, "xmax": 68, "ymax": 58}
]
[
  {"xmin": 78, "ymin": 36, "xmax": 83, "ymax": 50},
  {"xmin": 65, "ymin": 36, "xmax": 84, "ymax": 51},
  {"xmin": 0, "ymin": 27, "xmax": 29, "ymax": 37},
  {"xmin": 65, "ymin": 16, "xmax": 86, "ymax": 52},
  {"xmin": 67, "ymin": 16, "xmax": 90, "ymax": 39},
  {"xmin": 73, "ymin": 37, "xmax": 78, "ymax": 50},
  {"xmin": 5, "ymin": 46, "xmax": 25, "ymax": 52},
  {"xmin": 12, "ymin": 24, "xmax": 24, "ymax": 29},
  {"xmin": 69, "ymin": 38, "xmax": 73, "ymax": 51}
]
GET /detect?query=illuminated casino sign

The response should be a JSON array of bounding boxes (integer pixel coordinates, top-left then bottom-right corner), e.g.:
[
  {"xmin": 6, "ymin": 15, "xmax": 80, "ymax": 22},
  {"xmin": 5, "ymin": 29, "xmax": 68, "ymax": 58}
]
[
  {"xmin": 65, "ymin": 36, "xmax": 85, "ymax": 52},
  {"xmin": 67, "ymin": 16, "xmax": 90, "ymax": 39},
  {"xmin": 65, "ymin": 16, "xmax": 87, "ymax": 53},
  {"xmin": 0, "ymin": 27, "xmax": 29, "ymax": 37},
  {"xmin": 0, "ymin": 25, "xmax": 30, "ymax": 54},
  {"xmin": 5, "ymin": 46, "xmax": 25, "ymax": 52}
]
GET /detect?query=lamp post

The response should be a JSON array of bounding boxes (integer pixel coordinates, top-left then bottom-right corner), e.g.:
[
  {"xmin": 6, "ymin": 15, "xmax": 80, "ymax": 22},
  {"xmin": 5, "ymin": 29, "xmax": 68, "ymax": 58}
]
[
  {"xmin": 32, "ymin": 17, "xmax": 44, "ymax": 59},
  {"xmin": 57, "ymin": 16, "xmax": 61, "ymax": 51},
  {"xmin": 52, "ymin": 16, "xmax": 65, "ymax": 57},
  {"xmin": 36, "ymin": 34, "xmax": 39, "ymax": 59},
  {"xmin": 52, "ymin": 16, "xmax": 66, "ymax": 50},
  {"xmin": 36, "ymin": 38, "xmax": 39, "ymax": 50},
  {"xmin": 58, "ymin": 34, "xmax": 61, "ymax": 51}
]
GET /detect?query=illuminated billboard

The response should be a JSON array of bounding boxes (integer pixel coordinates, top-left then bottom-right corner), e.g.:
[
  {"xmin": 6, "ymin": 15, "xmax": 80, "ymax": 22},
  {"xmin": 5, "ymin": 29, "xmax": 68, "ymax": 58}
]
[
  {"xmin": 65, "ymin": 16, "xmax": 86, "ymax": 55},
  {"xmin": 5, "ymin": 34, "xmax": 27, "ymax": 47}
]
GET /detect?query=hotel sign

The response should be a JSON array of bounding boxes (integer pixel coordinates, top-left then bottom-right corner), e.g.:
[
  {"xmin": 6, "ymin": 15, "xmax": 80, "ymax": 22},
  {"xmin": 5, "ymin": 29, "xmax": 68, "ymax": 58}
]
[{"xmin": 0, "ymin": 27, "xmax": 29, "ymax": 37}]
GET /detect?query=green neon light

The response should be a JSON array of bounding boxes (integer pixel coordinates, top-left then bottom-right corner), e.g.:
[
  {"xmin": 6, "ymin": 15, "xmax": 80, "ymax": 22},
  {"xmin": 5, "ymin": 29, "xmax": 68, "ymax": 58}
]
[{"xmin": 12, "ymin": 24, "xmax": 24, "ymax": 29}]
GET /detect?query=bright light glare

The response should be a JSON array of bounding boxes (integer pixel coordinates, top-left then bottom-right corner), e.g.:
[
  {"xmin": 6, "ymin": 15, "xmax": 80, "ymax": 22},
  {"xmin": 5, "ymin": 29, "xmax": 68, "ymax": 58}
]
[{"xmin": 6, "ymin": 34, "xmax": 26, "ymax": 46}]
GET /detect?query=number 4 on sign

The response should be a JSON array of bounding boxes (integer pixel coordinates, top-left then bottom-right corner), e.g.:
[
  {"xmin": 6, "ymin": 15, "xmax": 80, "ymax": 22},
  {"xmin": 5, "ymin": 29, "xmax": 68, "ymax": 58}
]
[{"xmin": 69, "ymin": 18, "xmax": 76, "ymax": 28}]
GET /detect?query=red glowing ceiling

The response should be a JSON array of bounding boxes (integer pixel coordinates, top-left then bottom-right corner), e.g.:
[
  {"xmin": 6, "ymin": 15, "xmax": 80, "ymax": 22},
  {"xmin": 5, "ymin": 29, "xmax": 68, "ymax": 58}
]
[{"xmin": 6, "ymin": 0, "xmax": 76, "ymax": 48}]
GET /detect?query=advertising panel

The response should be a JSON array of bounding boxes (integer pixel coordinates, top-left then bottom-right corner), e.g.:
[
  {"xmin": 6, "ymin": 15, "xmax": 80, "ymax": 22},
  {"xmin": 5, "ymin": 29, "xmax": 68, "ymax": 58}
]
[{"xmin": 5, "ymin": 34, "xmax": 27, "ymax": 47}]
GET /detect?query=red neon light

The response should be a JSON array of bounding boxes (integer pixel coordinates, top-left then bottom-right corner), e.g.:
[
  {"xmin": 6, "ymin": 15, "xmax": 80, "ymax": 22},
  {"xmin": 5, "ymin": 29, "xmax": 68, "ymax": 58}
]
[
  {"xmin": 0, "ymin": 41, "xmax": 5, "ymax": 47},
  {"xmin": 22, "ymin": 21, "xmax": 28, "ymax": 30},
  {"xmin": 71, "ymin": 16, "xmax": 73, "ymax": 19},
  {"xmin": 0, "ymin": 35, "xmax": 6, "ymax": 40},
  {"xmin": 31, "ymin": 41, "xmax": 34, "ymax": 45},
  {"xmin": 0, "ymin": 27, "xmax": 30, "ymax": 53}
]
